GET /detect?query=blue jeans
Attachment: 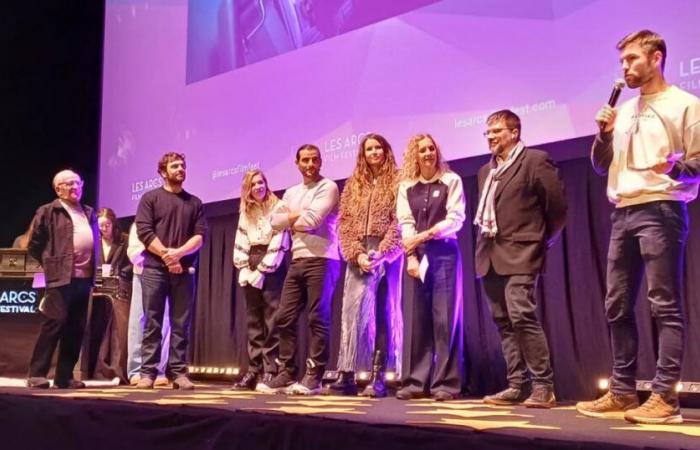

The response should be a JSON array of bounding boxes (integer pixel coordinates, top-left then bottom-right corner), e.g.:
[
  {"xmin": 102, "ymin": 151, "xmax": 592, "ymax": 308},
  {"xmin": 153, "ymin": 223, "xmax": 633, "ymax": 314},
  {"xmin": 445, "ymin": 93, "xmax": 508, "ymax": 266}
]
[
  {"xmin": 126, "ymin": 273, "xmax": 170, "ymax": 378},
  {"xmin": 140, "ymin": 267, "xmax": 194, "ymax": 378},
  {"xmin": 605, "ymin": 201, "xmax": 688, "ymax": 395}
]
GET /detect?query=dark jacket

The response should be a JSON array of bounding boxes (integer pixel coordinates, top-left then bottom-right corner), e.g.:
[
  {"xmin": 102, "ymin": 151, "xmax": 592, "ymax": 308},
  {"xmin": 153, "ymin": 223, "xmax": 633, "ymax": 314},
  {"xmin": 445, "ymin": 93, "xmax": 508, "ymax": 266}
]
[
  {"xmin": 99, "ymin": 232, "xmax": 131, "ymax": 280},
  {"xmin": 475, "ymin": 148, "xmax": 567, "ymax": 277},
  {"xmin": 28, "ymin": 199, "xmax": 99, "ymax": 288}
]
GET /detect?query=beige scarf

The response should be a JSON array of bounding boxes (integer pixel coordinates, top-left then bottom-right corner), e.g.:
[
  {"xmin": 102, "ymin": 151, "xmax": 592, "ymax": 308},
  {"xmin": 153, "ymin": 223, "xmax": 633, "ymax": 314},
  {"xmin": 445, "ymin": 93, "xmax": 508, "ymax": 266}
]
[{"xmin": 474, "ymin": 142, "xmax": 525, "ymax": 237}]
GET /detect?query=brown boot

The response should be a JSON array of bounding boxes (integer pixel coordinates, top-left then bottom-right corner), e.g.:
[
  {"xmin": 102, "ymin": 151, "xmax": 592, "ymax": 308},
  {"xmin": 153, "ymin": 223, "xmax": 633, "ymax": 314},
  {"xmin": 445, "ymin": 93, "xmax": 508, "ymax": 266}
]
[
  {"xmin": 576, "ymin": 391, "xmax": 639, "ymax": 418},
  {"xmin": 624, "ymin": 392, "xmax": 682, "ymax": 424}
]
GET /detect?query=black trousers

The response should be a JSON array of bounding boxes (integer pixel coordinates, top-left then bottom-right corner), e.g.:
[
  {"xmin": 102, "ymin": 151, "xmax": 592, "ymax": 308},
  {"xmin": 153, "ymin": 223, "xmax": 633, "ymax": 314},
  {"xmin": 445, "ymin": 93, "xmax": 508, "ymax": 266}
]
[
  {"xmin": 482, "ymin": 269, "xmax": 554, "ymax": 388},
  {"xmin": 401, "ymin": 239, "xmax": 463, "ymax": 396},
  {"xmin": 271, "ymin": 257, "xmax": 340, "ymax": 376},
  {"xmin": 140, "ymin": 267, "xmax": 195, "ymax": 379},
  {"xmin": 28, "ymin": 278, "xmax": 92, "ymax": 383},
  {"xmin": 243, "ymin": 245, "xmax": 285, "ymax": 375}
]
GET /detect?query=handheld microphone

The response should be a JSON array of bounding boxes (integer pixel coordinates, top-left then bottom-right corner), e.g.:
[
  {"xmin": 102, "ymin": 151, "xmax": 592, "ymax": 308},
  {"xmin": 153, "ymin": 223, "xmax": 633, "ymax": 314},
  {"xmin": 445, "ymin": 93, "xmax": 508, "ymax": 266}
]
[
  {"xmin": 598, "ymin": 79, "xmax": 625, "ymax": 131},
  {"xmin": 607, "ymin": 79, "xmax": 625, "ymax": 107}
]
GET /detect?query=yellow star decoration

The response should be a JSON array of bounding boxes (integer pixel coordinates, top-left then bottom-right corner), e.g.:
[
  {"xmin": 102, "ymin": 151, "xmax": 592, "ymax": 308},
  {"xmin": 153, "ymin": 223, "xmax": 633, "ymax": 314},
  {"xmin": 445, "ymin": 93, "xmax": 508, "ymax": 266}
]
[
  {"xmin": 246, "ymin": 406, "xmax": 366, "ymax": 415},
  {"xmin": 93, "ymin": 389, "xmax": 155, "ymax": 394},
  {"xmin": 409, "ymin": 418, "xmax": 559, "ymax": 431},
  {"xmin": 409, "ymin": 402, "xmax": 513, "ymax": 410},
  {"xmin": 407, "ymin": 409, "xmax": 532, "ymax": 419},
  {"xmin": 612, "ymin": 424, "xmax": 700, "ymax": 437},
  {"xmin": 135, "ymin": 398, "xmax": 231, "ymax": 406},
  {"xmin": 168, "ymin": 394, "xmax": 256, "ymax": 400},
  {"xmin": 406, "ymin": 402, "xmax": 558, "ymax": 431},
  {"xmin": 574, "ymin": 412, "xmax": 626, "ymax": 420},
  {"xmin": 31, "ymin": 392, "xmax": 127, "ymax": 399},
  {"xmin": 249, "ymin": 395, "xmax": 374, "ymax": 415},
  {"xmin": 268, "ymin": 400, "xmax": 372, "ymax": 407}
]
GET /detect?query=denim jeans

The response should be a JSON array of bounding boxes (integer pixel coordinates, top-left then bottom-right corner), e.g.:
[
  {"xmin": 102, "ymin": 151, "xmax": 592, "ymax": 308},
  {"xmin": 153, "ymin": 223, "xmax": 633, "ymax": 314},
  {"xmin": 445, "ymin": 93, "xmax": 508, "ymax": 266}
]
[
  {"xmin": 605, "ymin": 201, "xmax": 688, "ymax": 395},
  {"xmin": 140, "ymin": 267, "xmax": 193, "ymax": 379},
  {"xmin": 126, "ymin": 273, "xmax": 170, "ymax": 378}
]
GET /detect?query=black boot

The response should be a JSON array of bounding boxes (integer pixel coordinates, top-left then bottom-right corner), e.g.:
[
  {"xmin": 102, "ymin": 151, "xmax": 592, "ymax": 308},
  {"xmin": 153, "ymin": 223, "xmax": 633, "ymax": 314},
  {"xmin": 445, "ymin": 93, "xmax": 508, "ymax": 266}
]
[
  {"xmin": 360, "ymin": 351, "xmax": 387, "ymax": 398},
  {"xmin": 323, "ymin": 371, "xmax": 358, "ymax": 395}
]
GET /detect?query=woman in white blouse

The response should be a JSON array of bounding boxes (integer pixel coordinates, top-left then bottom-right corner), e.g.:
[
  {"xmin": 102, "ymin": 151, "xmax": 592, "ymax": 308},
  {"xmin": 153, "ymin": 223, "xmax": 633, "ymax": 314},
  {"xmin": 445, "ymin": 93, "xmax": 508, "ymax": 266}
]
[
  {"xmin": 232, "ymin": 169, "xmax": 290, "ymax": 391},
  {"xmin": 395, "ymin": 134, "xmax": 466, "ymax": 401}
]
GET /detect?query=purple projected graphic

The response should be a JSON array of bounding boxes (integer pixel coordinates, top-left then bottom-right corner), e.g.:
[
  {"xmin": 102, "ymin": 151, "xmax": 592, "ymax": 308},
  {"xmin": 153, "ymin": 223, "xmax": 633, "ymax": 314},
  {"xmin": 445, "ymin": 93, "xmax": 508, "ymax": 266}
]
[
  {"xmin": 100, "ymin": 0, "xmax": 700, "ymax": 217},
  {"xmin": 186, "ymin": 0, "xmax": 440, "ymax": 83}
]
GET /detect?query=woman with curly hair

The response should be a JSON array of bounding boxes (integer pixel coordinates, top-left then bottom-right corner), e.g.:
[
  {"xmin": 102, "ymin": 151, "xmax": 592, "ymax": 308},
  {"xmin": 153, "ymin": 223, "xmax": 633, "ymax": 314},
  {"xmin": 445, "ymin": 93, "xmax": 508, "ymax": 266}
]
[
  {"xmin": 395, "ymin": 133, "xmax": 466, "ymax": 401},
  {"xmin": 232, "ymin": 169, "xmax": 290, "ymax": 391},
  {"xmin": 324, "ymin": 133, "xmax": 404, "ymax": 397}
]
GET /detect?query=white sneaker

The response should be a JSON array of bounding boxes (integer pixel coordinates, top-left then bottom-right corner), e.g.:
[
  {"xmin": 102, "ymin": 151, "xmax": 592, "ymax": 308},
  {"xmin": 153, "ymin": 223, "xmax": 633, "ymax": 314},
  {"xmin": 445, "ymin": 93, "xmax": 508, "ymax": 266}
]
[{"xmin": 285, "ymin": 381, "xmax": 321, "ymax": 396}]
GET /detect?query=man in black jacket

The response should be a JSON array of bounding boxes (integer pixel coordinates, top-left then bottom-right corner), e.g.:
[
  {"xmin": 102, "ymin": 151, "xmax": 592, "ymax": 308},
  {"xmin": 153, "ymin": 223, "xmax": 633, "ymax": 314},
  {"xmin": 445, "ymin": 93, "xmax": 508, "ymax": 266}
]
[
  {"xmin": 26, "ymin": 169, "xmax": 99, "ymax": 389},
  {"xmin": 474, "ymin": 110, "xmax": 567, "ymax": 408}
]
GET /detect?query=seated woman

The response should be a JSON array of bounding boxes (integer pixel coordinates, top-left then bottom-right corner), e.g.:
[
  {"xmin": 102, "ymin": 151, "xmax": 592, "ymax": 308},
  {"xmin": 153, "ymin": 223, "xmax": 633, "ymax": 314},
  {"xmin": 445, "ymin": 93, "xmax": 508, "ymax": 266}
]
[
  {"xmin": 395, "ymin": 133, "xmax": 466, "ymax": 401},
  {"xmin": 325, "ymin": 133, "xmax": 403, "ymax": 397},
  {"xmin": 232, "ymin": 169, "xmax": 290, "ymax": 391}
]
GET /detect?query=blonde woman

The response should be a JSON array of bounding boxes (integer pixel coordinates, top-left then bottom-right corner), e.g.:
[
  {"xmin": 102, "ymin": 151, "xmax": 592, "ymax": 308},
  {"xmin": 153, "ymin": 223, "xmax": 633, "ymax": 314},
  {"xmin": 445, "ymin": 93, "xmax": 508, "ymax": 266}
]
[
  {"xmin": 395, "ymin": 134, "xmax": 466, "ymax": 401},
  {"xmin": 232, "ymin": 169, "xmax": 290, "ymax": 391},
  {"xmin": 325, "ymin": 133, "xmax": 403, "ymax": 397}
]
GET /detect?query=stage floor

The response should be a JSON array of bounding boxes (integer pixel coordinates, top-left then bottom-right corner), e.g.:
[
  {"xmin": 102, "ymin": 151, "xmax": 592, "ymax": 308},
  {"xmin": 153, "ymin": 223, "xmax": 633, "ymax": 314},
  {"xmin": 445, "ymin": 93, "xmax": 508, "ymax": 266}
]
[{"xmin": 1, "ymin": 378, "xmax": 699, "ymax": 450}]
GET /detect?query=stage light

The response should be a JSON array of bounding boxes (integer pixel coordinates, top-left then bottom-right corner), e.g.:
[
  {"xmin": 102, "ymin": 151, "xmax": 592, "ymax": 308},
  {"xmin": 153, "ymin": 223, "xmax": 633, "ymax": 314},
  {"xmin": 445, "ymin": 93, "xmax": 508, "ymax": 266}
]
[
  {"xmin": 358, "ymin": 371, "xmax": 370, "ymax": 381},
  {"xmin": 188, "ymin": 366, "xmax": 243, "ymax": 382},
  {"xmin": 676, "ymin": 383, "xmax": 684, "ymax": 393},
  {"xmin": 597, "ymin": 378, "xmax": 609, "ymax": 390},
  {"xmin": 384, "ymin": 371, "xmax": 396, "ymax": 382}
]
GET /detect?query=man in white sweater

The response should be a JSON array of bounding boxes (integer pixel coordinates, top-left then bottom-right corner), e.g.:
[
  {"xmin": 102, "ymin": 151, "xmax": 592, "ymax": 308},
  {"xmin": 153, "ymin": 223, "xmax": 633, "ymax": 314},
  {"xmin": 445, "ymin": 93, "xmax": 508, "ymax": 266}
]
[
  {"xmin": 259, "ymin": 144, "xmax": 340, "ymax": 395},
  {"xmin": 577, "ymin": 30, "xmax": 700, "ymax": 425}
]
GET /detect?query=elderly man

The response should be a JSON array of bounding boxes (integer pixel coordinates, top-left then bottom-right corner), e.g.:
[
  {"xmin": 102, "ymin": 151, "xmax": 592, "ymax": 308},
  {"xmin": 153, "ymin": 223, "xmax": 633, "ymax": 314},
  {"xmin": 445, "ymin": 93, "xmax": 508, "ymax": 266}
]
[{"xmin": 26, "ymin": 169, "xmax": 99, "ymax": 389}]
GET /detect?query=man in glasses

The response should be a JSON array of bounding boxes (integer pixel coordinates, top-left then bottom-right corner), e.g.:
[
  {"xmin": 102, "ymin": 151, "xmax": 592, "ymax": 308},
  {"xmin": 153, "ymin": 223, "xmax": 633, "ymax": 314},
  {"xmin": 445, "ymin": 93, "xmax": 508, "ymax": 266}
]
[
  {"xmin": 474, "ymin": 109, "xmax": 567, "ymax": 408},
  {"xmin": 26, "ymin": 169, "xmax": 99, "ymax": 389}
]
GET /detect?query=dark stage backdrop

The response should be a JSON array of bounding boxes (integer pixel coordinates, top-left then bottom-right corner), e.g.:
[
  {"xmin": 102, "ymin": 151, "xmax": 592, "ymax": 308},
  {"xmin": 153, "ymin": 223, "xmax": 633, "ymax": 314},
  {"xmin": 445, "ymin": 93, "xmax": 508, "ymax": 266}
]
[{"xmin": 189, "ymin": 138, "xmax": 700, "ymax": 402}]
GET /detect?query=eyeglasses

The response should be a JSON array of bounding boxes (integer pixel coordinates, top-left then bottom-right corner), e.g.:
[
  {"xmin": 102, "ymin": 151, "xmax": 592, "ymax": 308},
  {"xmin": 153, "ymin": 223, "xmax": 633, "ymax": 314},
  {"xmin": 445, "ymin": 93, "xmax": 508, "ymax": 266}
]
[
  {"xmin": 58, "ymin": 180, "xmax": 84, "ymax": 188},
  {"xmin": 483, "ymin": 128, "xmax": 512, "ymax": 137}
]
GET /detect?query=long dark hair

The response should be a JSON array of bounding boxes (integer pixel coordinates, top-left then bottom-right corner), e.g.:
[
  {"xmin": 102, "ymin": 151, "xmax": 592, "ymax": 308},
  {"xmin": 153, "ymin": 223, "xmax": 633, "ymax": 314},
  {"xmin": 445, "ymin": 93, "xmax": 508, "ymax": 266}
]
[{"xmin": 97, "ymin": 207, "xmax": 123, "ymax": 244}]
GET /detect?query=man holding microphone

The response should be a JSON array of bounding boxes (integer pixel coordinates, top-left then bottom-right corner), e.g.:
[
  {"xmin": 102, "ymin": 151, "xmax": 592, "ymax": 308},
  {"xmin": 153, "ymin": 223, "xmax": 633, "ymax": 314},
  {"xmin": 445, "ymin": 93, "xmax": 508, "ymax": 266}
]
[{"xmin": 577, "ymin": 30, "xmax": 700, "ymax": 424}]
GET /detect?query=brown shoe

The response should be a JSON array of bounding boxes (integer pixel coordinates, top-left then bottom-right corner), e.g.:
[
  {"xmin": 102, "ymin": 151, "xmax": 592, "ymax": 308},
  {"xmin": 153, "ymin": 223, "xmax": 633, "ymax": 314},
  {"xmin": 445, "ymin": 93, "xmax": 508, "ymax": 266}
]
[
  {"xmin": 624, "ymin": 392, "xmax": 683, "ymax": 424},
  {"xmin": 483, "ymin": 387, "xmax": 530, "ymax": 406},
  {"xmin": 173, "ymin": 376, "xmax": 195, "ymax": 390},
  {"xmin": 27, "ymin": 377, "xmax": 50, "ymax": 389},
  {"xmin": 136, "ymin": 377, "xmax": 155, "ymax": 389},
  {"xmin": 523, "ymin": 386, "xmax": 556, "ymax": 408},
  {"xmin": 55, "ymin": 379, "xmax": 86, "ymax": 389},
  {"xmin": 154, "ymin": 376, "xmax": 170, "ymax": 387},
  {"xmin": 433, "ymin": 391, "xmax": 457, "ymax": 402},
  {"xmin": 576, "ymin": 391, "xmax": 639, "ymax": 418},
  {"xmin": 129, "ymin": 375, "xmax": 141, "ymax": 386}
]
